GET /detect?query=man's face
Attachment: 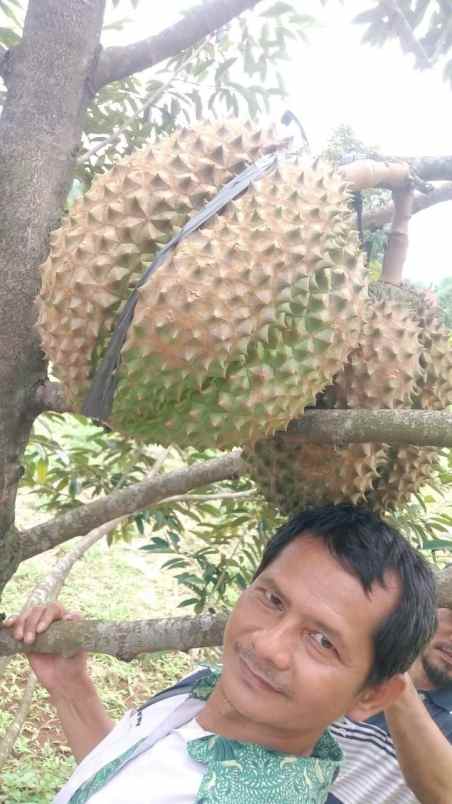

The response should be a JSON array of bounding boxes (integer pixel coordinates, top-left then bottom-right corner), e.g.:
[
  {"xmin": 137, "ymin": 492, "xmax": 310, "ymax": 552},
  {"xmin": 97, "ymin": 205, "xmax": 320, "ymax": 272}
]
[
  {"xmin": 221, "ymin": 535, "xmax": 400, "ymax": 738},
  {"xmin": 421, "ymin": 608, "xmax": 452, "ymax": 688}
]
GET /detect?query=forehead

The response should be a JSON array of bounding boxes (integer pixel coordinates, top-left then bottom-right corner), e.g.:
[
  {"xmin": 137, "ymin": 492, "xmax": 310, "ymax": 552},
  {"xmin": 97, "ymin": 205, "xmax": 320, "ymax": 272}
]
[{"xmin": 259, "ymin": 535, "xmax": 399, "ymax": 640}]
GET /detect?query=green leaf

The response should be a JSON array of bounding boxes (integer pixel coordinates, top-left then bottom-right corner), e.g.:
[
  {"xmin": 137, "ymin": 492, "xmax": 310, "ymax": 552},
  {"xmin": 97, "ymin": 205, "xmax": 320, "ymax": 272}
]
[
  {"xmin": 35, "ymin": 458, "xmax": 48, "ymax": 484},
  {"xmin": 423, "ymin": 538, "xmax": 452, "ymax": 551},
  {"xmin": 215, "ymin": 57, "xmax": 237, "ymax": 82},
  {"xmin": 0, "ymin": 25, "xmax": 19, "ymax": 46}
]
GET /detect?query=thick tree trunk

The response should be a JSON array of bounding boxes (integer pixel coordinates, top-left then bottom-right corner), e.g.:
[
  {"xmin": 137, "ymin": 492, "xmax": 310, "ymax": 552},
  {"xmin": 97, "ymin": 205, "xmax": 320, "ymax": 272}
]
[{"xmin": 0, "ymin": 0, "xmax": 106, "ymax": 592}]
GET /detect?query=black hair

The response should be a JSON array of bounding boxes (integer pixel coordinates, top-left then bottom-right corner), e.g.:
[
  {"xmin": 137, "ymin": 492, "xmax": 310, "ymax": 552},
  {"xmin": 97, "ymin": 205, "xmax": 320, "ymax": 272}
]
[{"xmin": 254, "ymin": 503, "xmax": 437, "ymax": 686}]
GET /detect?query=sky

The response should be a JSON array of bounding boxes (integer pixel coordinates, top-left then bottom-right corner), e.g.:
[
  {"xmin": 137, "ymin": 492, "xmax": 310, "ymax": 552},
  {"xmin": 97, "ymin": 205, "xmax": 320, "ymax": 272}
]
[{"xmin": 106, "ymin": 0, "xmax": 452, "ymax": 287}]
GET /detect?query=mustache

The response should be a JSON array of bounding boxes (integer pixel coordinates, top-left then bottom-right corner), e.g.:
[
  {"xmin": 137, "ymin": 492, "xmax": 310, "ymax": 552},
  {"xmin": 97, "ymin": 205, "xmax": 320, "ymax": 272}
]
[
  {"xmin": 237, "ymin": 644, "xmax": 289, "ymax": 695},
  {"xmin": 436, "ymin": 641, "xmax": 452, "ymax": 655}
]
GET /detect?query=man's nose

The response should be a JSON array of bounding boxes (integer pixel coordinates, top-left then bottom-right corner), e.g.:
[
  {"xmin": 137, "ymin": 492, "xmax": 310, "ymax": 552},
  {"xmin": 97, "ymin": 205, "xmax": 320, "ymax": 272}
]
[{"xmin": 252, "ymin": 621, "xmax": 295, "ymax": 671}]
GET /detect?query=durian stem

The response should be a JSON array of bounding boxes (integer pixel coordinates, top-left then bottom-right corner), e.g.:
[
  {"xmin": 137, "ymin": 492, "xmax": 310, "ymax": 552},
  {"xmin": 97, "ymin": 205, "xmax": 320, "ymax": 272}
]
[
  {"xmin": 381, "ymin": 186, "xmax": 415, "ymax": 284},
  {"xmin": 341, "ymin": 160, "xmax": 411, "ymax": 191}
]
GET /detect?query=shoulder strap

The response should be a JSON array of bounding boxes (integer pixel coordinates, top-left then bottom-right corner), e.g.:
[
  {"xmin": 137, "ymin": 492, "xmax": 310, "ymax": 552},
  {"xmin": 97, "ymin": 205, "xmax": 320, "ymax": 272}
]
[{"xmin": 138, "ymin": 667, "xmax": 211, "ymax": 714}]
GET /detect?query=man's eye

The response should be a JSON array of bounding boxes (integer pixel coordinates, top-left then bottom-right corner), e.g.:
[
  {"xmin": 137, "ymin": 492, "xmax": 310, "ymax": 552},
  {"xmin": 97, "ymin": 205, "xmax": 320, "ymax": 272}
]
[
  {"xmin": 262, "ymin": 589, "xmax": 283, "ymax": 608},
  {"xmin": 310, "ymin": 631, "xmax": 334, "ymax": 651}
]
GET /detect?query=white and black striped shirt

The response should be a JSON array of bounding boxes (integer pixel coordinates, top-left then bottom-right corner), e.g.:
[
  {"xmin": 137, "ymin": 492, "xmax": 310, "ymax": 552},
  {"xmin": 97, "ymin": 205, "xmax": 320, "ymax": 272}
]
[{"xmin": 327, "ymin": 687, "xmax": 452, "ymax": 803}]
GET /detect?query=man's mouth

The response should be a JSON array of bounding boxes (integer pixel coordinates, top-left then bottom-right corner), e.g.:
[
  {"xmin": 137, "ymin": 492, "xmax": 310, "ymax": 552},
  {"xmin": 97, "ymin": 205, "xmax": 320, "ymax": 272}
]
[
  {"xmin": 238, "ymin": 655, "xmax": 283, "ymax": 695},
  {"xmin": 436, "ymin": 644, "xmax": 452, "ymax": 665}
]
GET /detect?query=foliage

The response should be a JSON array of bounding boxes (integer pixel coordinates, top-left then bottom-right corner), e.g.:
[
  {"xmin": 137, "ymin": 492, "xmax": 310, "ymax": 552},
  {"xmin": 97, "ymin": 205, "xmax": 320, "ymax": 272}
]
[
  {"xmin": 78, "ymin": 1, "xmax": 315, "ymax": 183},
  {"xmin": 22, "ymin": 411, "xmax": 452, "ymax": 610},
  {"xmin": 354, "ymin": 1, "xmax": 452, "ymax": 86},
  {"xmin": 141, "ymin": 500, "xmax": 279, "ymax": 613},
  {"xmin": 389, "ymin": 449, "xmax": 452, "ymax": 561}
]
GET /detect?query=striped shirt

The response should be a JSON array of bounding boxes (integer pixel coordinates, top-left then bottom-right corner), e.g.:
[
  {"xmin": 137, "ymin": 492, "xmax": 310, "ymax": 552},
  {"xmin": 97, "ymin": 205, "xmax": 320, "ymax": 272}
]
[{"xmin": 327, "ymin": 686, "xmax": 452, "ymax": 803}]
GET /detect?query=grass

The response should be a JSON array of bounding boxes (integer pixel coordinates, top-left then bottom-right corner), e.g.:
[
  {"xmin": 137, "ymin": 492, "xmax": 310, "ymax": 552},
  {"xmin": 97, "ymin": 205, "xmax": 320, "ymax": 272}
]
[{"xmin": 0, "ymin": 529, "xmax": 202, "ymax": 803}]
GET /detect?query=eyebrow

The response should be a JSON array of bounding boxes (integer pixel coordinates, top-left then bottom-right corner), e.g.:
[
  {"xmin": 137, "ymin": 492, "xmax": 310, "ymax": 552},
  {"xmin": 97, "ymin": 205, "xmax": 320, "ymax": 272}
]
[{"xmin": 256, "ymin": 574, "xmax": 351, "ymax": 658}]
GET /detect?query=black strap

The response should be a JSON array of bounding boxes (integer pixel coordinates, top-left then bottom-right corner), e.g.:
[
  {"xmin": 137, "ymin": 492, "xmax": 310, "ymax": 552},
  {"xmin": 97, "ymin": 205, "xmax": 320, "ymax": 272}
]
[
  {"xmin": 137, "ymin": 667, "xmax": 210, "ymax": 714},
  {"xmin": 82, "ymin": 152, "xmax": 283, "ymax": 422}
]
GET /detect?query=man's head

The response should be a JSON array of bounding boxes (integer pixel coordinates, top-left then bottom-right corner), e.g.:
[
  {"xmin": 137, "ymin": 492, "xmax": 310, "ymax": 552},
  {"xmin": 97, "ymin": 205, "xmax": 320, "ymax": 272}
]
[
  {"xmin": 221, "ymin": 503, "xmax": 437, "ymax": 744},
  {"xmin": 419, "ymin": 607, "xmax": 452, "ymax": 688}
]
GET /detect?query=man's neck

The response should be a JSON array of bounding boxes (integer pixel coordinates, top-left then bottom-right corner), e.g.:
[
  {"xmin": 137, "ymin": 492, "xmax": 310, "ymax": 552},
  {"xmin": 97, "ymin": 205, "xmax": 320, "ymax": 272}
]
[{"xmin": 197, "ymin": 680, "xmax": 321, "ymax": 757}]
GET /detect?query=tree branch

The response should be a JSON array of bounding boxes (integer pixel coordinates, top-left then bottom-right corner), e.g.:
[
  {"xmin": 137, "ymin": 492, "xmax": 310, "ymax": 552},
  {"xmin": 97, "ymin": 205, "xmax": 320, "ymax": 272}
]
[
  {"xmin": 33, "ymin": 380, "xmax": 72, "ymax": 414},
  {"xmin": 0, "ymin": 519, "xmax": 120, "ymax": 766},
  {"xmin": 0, "ymin": 611, "xmax": 228, "ymax": 661},
  {"xmin": 94, "ymin": 0, "xmax": 262, "ymax": 90},
  {"xmin": 381, "ymin": 186, "xmax": 414, "ymax": 283},
  {"xmin": 18, "ymin": 410, "xmax": 452, "ymax": 562},
  {"xmin": 2, "ymin": 560, "xmax": 452, "ymax": 659},
  {"xmin": 363, "ymin": 182, "xmax": 452, "ymax": 229},
  {"xmin": 284, "ymin": 409, "xmax": 452, "ymax": 449},
  {"xmin": 18, "ymin": 450, "xmax": 244, "ymax": 561},
  {"xmin": 401, "ymin": 155, "xmax": 452, "ymax": 182}
]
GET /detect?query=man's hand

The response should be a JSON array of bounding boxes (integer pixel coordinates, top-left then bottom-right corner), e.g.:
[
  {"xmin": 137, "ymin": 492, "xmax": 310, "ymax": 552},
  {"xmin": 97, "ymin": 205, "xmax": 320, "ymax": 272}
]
[
  {"xmin": 3, "ymin": 603, "xmax": 114, "ymax": 763},
  {"xmin": 383, "ymin": 671, "xmax": 411, "ymax": 713},
  {"xmin": 384, "ymin": 671, "xmax": 452, "ymax": 804},
  {"xmin": 3, "ymin": 603, "xmax": 89, "ymax": 694}
]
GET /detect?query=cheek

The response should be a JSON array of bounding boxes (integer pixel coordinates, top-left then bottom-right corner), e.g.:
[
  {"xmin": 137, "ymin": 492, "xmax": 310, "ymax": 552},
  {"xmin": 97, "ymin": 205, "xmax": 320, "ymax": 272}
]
[{"xmin": 223, "ymin": 594, "xmax": 264, "ymax": 649}]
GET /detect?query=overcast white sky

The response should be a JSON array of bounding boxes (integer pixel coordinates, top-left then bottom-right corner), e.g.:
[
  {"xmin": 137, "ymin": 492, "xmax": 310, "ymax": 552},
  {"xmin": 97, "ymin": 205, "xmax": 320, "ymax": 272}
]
[{"xmin": 107, "ymin": 0, "xmax": 452, "ymax": 286}]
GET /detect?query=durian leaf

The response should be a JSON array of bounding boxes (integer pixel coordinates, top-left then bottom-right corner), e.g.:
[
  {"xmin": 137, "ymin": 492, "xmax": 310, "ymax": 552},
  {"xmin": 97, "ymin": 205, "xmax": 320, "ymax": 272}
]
[{"xmin": 422, "ymin": 538, "xmax": 452, "ymax": 551}]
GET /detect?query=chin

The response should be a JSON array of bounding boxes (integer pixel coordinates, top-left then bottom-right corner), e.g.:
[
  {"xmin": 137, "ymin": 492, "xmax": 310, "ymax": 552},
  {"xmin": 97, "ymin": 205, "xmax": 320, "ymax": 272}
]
[{"xmin": 221, "ymin": 656, "xmax": 269, "ymax": 721}]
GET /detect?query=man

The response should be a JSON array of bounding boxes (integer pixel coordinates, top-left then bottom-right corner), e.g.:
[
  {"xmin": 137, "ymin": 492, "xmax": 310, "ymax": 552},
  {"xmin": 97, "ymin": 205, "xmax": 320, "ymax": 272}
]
[
  {"xmin": 5, "ymin": 504, "xmax": 437, "ymax": 804},
  {"xmin": 328, "ymin": 600, "xmax": 452, "ymax": 804}
]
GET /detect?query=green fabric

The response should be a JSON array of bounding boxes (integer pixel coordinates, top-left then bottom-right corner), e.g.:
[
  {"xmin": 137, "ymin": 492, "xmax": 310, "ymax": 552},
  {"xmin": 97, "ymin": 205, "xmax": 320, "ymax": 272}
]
[
  {"xmin": 69, "ymin": 667, "xmax": 342, "ymax": 803},
  {"xmin": 68, "ymin": 737, "xmax": 148, "ymax": 804}
]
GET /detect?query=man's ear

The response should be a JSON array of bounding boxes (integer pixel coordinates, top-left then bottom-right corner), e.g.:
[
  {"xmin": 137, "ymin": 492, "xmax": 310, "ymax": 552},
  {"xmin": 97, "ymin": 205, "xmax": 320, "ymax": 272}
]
[{"xmin": 346, "ymin": 673, "xmax": 407, "ymax": 721}]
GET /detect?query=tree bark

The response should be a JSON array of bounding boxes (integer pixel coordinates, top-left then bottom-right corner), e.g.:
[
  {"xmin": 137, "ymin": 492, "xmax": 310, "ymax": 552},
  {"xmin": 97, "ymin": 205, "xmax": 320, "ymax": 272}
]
[
  {"xmin": 381, "ymin": 187, "xmax": 414, "ymax": 283},
  {"xmin": 284, "ymin": 409, "xmax": 452, "ymax": 448},
  {"xmin": 0, "ymin": 0, "xmax": 106, "ymax": 592},
  {"xmin": 94, "ymin": 0, "xmax": 262, "ymax": 89},
  {"xmin": 0, "ymin": 612, "xmax": 228, "ymax": 661},
  {"xmin": 403, "ymin": 155, "xmax": 452, "ymax": 182},
  {"xmin": 363, "ymin": 182, "xmax": 452, "ymax": 229}
]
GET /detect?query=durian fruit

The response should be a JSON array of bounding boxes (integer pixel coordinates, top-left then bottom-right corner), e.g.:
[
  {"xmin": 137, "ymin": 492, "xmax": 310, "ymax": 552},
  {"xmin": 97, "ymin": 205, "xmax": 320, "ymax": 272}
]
[
  {"xmin": 247, "ymin": 285, "xmax": 423, "ymax": 512},
  {"xmin": 38, "ymin": 131, "xmax": 367, "ymax": 449},
  {"xmin": 110, "ymin": 160, "xmax": 366, "ymax": 447},
  {"xmin": 38, "ymin": 120, "xmax": 287, "ymax": 404},
  {"xmin": 250, "ymin": 437, "xmax": 386, "ymax": 514},
  {"xmin": 370, "ymin": 297, "xmax": 452, "ymax": 512}
]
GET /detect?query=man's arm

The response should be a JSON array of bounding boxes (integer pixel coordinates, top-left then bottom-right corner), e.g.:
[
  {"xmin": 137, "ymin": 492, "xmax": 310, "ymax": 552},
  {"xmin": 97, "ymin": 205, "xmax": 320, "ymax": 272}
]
[
  {"xmin": 3, "ymin": 604, "xmax": 114, "ymax": 762},
  {"xmin": 384, "ymin": 675, "xmax": 452, "ymax": 804}
]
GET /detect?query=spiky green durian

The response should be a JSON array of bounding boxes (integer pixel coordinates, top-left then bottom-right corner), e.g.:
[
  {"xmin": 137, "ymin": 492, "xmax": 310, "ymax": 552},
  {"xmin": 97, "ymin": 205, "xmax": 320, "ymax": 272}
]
[
  {"xmin": 111, "ymin": 160, "xmax": 366, "ymax": 447},
  {"xmin": 38, "ymin": 120, "xmax": 286, "ymax": 401},
  {"xmin": 38, "ymin": 121, "xmax": 367, "ymax": 448},
  {"xmin": 247, "ymin": 283, "xmax": 452, "ymax": 513}
]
